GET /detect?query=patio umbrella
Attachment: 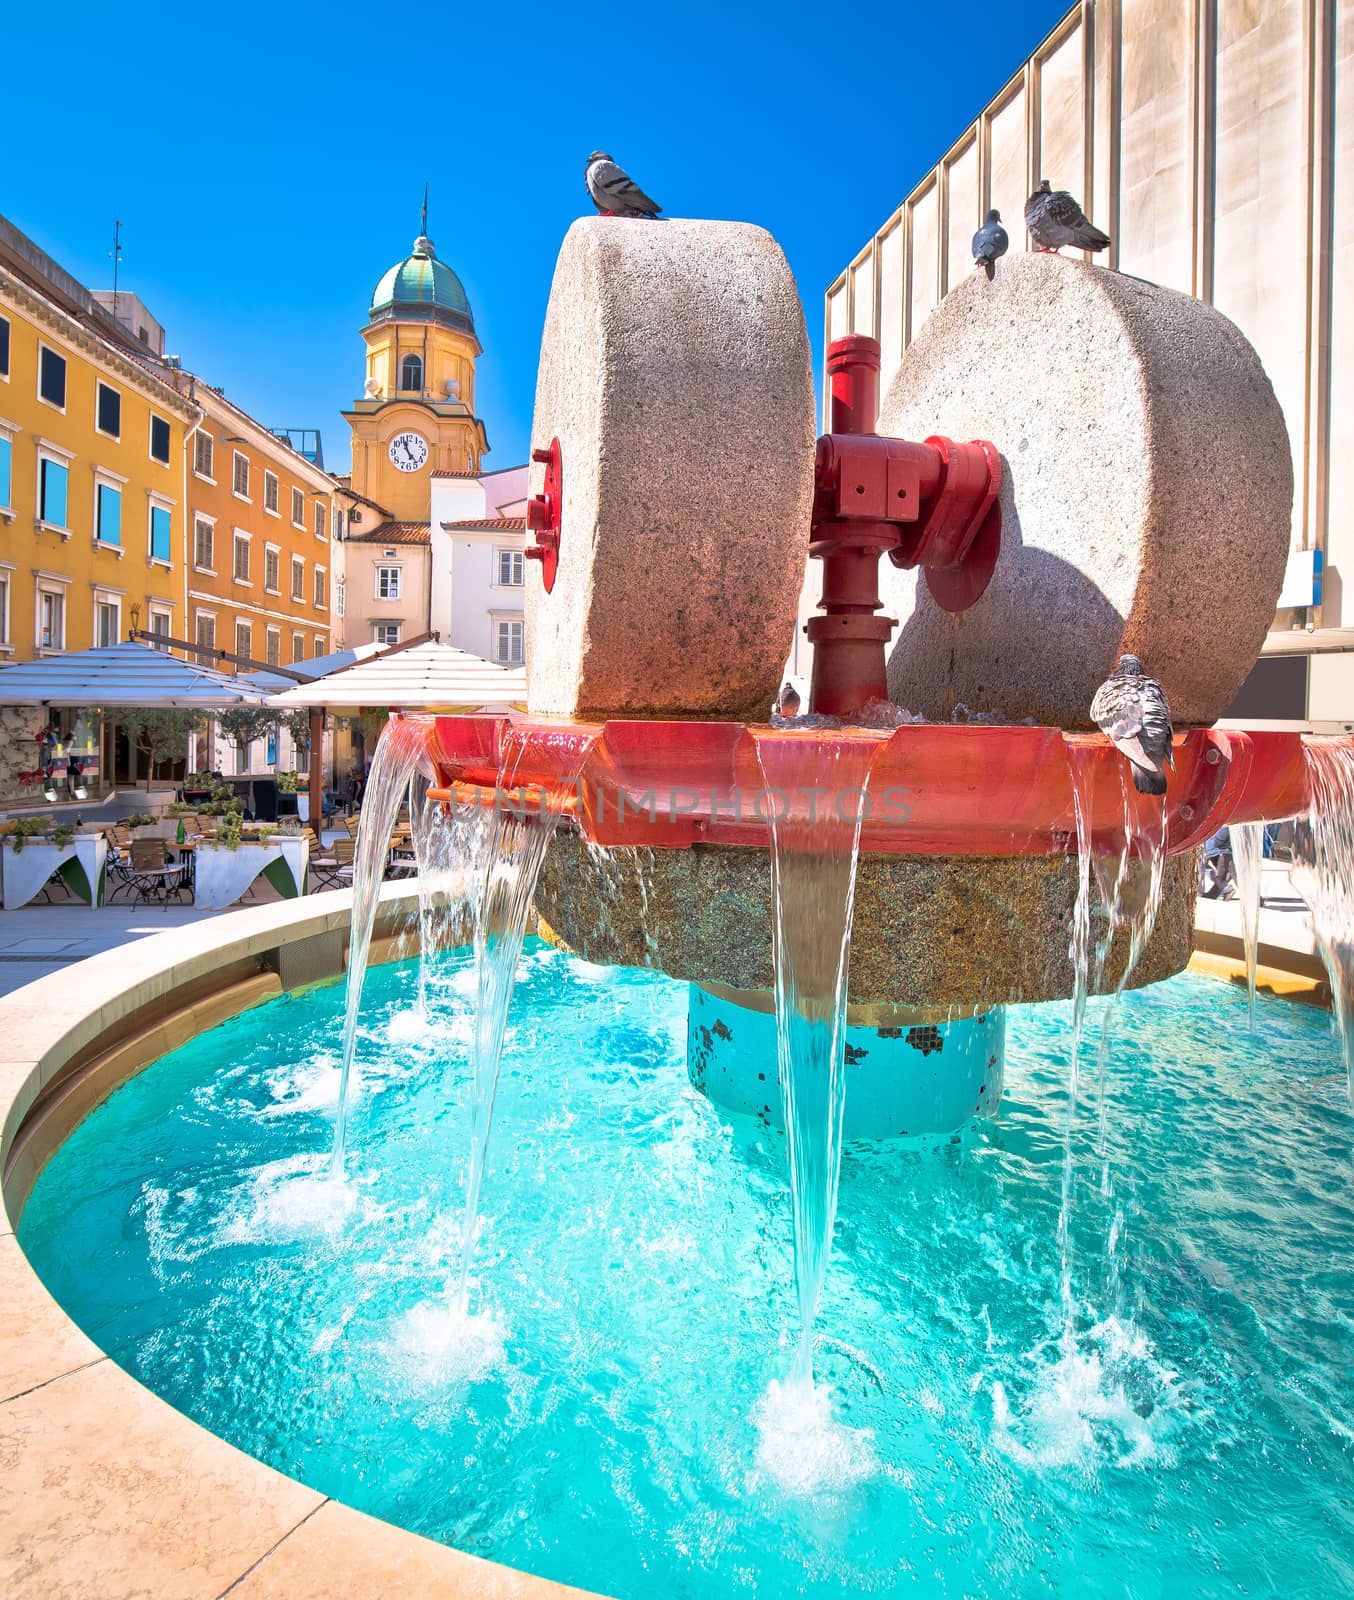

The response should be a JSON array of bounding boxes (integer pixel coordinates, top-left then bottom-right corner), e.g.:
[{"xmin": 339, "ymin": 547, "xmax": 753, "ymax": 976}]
[
  {"xmin": 266, "ymin": 639, "xmax": 526, "ymax": 832},
  {"xmin": 0, "ymin": 640, "xmax": 277, "ymax": 708},
  {"xmin": 265, "ymin": 639, "xmax": 526, "ymax": 713}
]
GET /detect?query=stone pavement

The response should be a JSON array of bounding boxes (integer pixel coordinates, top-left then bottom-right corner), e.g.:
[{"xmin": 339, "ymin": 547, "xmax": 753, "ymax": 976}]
[{"xmin": 0, "ymin": 903, "xmax": 229, "ymax": 998}]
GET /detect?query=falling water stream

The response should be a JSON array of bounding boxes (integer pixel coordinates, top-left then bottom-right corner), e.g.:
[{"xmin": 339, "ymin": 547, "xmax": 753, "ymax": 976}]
[
  {"xmin": 1293, "ymin": 738, "xmax": 1354, "ymax": 1100},
  {"xmin": 753, "ymin": 734, "xmax": 875, "ymax": 1489},
  {"xmin": 1231, "ymin": 820, "xmax": 1266, "ymax": 1030},
  {"xmin": 331, "ymin": 717, "xmax": 431, "ymax": 1176}
]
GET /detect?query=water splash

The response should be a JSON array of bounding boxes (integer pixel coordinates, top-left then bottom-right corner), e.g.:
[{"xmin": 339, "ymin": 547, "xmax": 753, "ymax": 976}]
[
  {"xmin": 410, "ymin": 781, "xmax": 485, "ymax": 1019},
  {"xmin": 1231, "ymin": 821, "xmax": 1266, "ymax": 1032},
  {"xmin": 1293, "ymin": 738, "xmax": 1354, "ymax": 1101},
  {"xmin": 756, "ymin": 737, "xmax": 874, "ymax": 1386},
  {"xmin": 332, "ymin": 717, "xmax": 432, "ymax": 1177},
  {"xmin": 752, "ymin": 1375, "xmax": 876, "ymax": 1495}
]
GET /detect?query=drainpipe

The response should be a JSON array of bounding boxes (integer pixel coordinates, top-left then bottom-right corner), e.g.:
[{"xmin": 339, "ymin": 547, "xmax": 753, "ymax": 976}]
[{"xmin": 180, "ymin": 377, "xmax": 206, "ymax": 775}]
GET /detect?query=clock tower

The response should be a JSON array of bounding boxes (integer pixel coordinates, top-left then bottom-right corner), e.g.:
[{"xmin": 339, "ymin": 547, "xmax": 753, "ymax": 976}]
[{"xmin": 342, "ymin": 227, "xmax": 489, "ymax": 522}]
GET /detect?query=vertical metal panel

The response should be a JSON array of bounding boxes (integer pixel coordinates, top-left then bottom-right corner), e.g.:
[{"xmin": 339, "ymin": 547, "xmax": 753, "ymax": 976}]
[
  {"xmin": 1322, "ymin": 0, "xmax": 1353, "ymax": 626},
  {"xmin": 988, "ymin": 82, "xmax": 1029, "ymax": 250},
  {"xmin": 1118, "ymin": 0, "xmax": 1194, "ymax": 291},
  {"xmin": 909, "ymin": 181, "xmax": 941, "ymax": 337},
  {"xmin": 944, "ymin": 137, "xmax": 981, "ymax": 294},
  {"xmin": 1039, "ymin": 17, "xmax": 1088, "ymax": 207},
  {"xmin": 850, "ymin": 247, "xmax": 877, "ymax": 337},
  {"xmin": 878, "ymin": 218, "xmax": 905, "ymax": 395}
]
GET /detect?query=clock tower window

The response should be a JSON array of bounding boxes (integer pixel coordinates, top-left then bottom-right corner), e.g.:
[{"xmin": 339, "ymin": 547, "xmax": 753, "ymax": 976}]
[{"xmin": 399, "ymin": 353, "xmax": 423, "ymax": 394}]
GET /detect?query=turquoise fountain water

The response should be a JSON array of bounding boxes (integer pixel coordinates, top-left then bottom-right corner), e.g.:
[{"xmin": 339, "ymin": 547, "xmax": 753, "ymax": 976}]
[{"xmin": 18, "ymin": 946, "xmax": 1354, "ymax": 1599}]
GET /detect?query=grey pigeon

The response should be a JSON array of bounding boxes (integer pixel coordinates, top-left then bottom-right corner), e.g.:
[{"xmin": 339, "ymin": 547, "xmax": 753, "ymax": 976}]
[
  {"xmin": 1091, "ymin": 654, "xmax": 1174, "ymax": 796},
  {"xmin": 585, "ymin": 152, "xmax": 663, "ymax": 219},
  {"xmin": 972, "ymin": 209, "xmax": 1008, "ymax": 276},
  {"xmin": 1025, "ymin": 179, "xmax": 1110, "ymax": 254}
]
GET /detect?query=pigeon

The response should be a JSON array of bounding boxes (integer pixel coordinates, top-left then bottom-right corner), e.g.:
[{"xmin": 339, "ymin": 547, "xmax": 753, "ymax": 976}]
[
  {"xmin": 1091, "ymin": 654, "xmax": 1174, "ymax": 796},
  {"xmin": 972, "ymin": 209, "xmax": 1008, "ymax": 276},
  {"xmin": 585, "ymin": 152, "xmax": 663, "ymax": 219},
  {"xmin": 1025, "ymin": 179, "xmax": 1111, "ymax": 254},
  {"xmin": 775, "ymin": 681, "xmax": 801, "ymax": 719}
]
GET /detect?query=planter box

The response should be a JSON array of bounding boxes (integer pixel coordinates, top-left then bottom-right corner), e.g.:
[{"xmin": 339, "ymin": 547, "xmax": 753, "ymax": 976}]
[
  {"xmin": 192, "ymin": 836, "xmax": 310, "ymax": 909},
  {"xmin": 1, "ymin": 835, "xmax": 108, "ymax": 910}
]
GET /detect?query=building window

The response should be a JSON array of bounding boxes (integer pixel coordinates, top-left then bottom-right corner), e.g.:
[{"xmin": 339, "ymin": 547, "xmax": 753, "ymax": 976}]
[
  {"xmin": 376, "ymin": 565, "xmax": 401, "ymax": 600},
  {"xmin": 149, "ymin": 608, "xmax": 171, "ymax": 650},
  {"xmin": 291, "ymin": 486, "xmax": 304, "ymax": 526},
  {"xmin": 96, "ymin": 382, "xmax": 121, "ymax": 439},
  {"xmin": 0, "ymin": 573, "xmax": 9, "ymax": 644},
  {"xmin": 335, "ymin": 579, "xmax": 345, "ymax": 619},
  {"xmin": 264, "ymin": 546, "xmax": 280, "ymax": 593},
  {"xmin": 233, "ymin": 532, "xmax": 251, "ymax": 582},
  {"xmin": 96, "ymin": 482, "xmax": 121, "ymax": 545},
  {"xmin": 234, "ymin": 620, "xmax": 252, "ymax": 661},
  {"xmin": 312, "ymin": 635, "xmax": 326, "ymax": 658},
  {"xmin": 496, "ymin": 549, "xmax": 524, "ymax": 586},
  {"xmin": 261, "ymin": 471, "xmax": 277, "ymax": 515},
  {"xmin": 194, "ymin": 611, "xmax": 216, "ymax": 665},
  {"xmin": 232, "ymin": 451, "xmax": 250, "ymax": 498},
  {"xmin": 335, "ymin": 509, "xmax": 346, "ymax": 541},
  {"xmin": 38, "ymin": 588, "xmax": 65, "ymax": 650},
  {"xmin": 149, "ymin": 415, "xmax": 171, "ymax": 464},
  {"xmin": 313, "ymin": 502, "xmax": 327, "ymax": 539},
  {"xmin": 265, "ymin": 627, "xmax": 281, "ymax": 667},
  {"xmin": 399, "ymin": 353, "xmax": 423, "ymax": 392},
  {"xmin": 39, "ymin": 346, "xmax": 66, "ymax": 408},
  {"xmin": 39, "ymin": 456, "xmax": 69, "ymax": 528},
  {"xmin": 0, "ymin": 317, "xmax": 9, "ymax": 378},
  {"xmin": 313, "ymin": 567, "xmax": 326, "ymax": 608},
  {"xmin": 495, "ymin": 619, "xmax": 524, "ymax": 665},
  {"xmin": 94, "ymin": 597, "xmax": 120, "ymax": 648},
  {"xmin": 150, "ymin": 505, "xmax": 172, "ymax": 563},
  {"xmin": 374, "ymin": 622, "xmax": 400, "ymax": 647},
  {"xmin": 291, "ymin": 556, "xmax": 304, "ymax": 601},
  {"xmin": 292, "ymin": 630, "xmax": 306, "ymax": 664},
  {"xmin": 194, "ymin": 518, "xmax": 214, "ymax": 571},
  {"xmin": 0, "ymin": 433, "xmax": 11, "ymax": 508},
  {"xmin": 194, "ymin": 430, "xmax": 214, "ymax": 478}
]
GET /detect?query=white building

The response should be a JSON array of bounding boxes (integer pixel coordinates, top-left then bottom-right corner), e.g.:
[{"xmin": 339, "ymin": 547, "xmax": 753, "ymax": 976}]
[{"xmin": 429, "ymin": 463, "xmax": 528, "ymax": 667}]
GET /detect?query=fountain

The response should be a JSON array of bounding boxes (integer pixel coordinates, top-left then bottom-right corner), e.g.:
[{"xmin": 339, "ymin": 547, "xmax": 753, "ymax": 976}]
[{"xmin": 8, "ymin": 219, "xmax": 1354, "ymax": 1598}]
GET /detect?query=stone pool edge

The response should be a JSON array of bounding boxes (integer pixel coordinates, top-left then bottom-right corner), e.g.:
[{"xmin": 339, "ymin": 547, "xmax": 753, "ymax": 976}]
[{"xmin": 0, "ymin": 886, "xmax": 601, "ymax": 1600}]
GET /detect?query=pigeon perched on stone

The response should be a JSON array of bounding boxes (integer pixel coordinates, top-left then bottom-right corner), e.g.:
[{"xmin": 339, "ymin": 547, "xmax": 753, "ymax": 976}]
[
  {"xmin": 585, "ymin": 152, "xmax": 663, "ymax": 219},
  {"xmin": 1025, "ymin": 179, "xmax": 1110, "ymax": 254},
  {"xmin": 1091, "ymin": 654, "xmax": 1174, "ymax": 796},
  {"xmin": 972, "ymin": 209, "xmax": 1008, "ymax": 276}
]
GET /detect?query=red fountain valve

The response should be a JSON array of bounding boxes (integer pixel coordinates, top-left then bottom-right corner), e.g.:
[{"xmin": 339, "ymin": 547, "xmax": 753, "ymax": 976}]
[
  {"xmin": 525, "ymin": 437, "xmax": 563, "ymax": 593},
  {"xmin": 807, "ymin": 334, "xmax": 1003, "ymax": 717}
]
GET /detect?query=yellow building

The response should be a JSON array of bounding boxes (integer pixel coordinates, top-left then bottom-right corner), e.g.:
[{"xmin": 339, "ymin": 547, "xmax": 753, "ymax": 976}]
[
  {"xmin": 0, "ymin": 238, "xmax": 197, "ymax": 664},
  {"xmin": 181, "ymin": 384, "xmax": 335, "ymax": 678},
  {"xmin": 341, "ymin": 230, "xmax": 487, "ymax": 522}
]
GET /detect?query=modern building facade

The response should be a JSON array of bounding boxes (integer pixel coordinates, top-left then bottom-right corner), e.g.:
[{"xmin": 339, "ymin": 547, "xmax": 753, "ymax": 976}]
[{"xmin": 823, "ymin": 0, "xmax": 1351, "ymax": 728}]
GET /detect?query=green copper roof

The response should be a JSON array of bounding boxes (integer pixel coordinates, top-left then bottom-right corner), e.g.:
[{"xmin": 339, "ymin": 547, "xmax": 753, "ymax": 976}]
[{"xmin": 369, "ymin": 236, "xmax": 473, "ymax": 330}]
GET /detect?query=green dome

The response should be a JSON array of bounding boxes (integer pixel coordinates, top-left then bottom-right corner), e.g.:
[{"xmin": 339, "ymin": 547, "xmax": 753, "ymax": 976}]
[{"xmin": 368, "ymin": 236, "xmax": 473, "ymax": 331}]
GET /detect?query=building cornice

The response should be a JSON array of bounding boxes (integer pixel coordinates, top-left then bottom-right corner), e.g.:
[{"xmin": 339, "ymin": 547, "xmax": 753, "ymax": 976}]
[
  {"xmin": 192, "ymin": 386, "xmax": 338, "ymax": 494},
  {"xmin": 0, "ymin": 270, "xmax": 200, "ymax": 423}
]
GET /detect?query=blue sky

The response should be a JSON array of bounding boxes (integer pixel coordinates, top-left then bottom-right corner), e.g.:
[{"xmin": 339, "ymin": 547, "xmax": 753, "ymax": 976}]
[{"xmin": 3, "ymin": 0, "xmax": 1067, "ymax": 475}]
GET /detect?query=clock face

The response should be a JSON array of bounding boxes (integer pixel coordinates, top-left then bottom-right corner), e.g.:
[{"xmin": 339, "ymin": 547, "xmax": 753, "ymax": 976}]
[{"xmin": 388, "ymin": 432, "xmax": 429, "ymax": 473}]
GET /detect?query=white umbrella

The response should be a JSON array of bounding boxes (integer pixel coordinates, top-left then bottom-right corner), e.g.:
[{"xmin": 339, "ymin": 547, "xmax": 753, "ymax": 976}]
[
  {"xmin": 266, "ymin": 638, "xmax": 526, "ymax": 712},
  {"xmin": 0, "ymin": 640, "xmax": 277, "ymax": 708}
]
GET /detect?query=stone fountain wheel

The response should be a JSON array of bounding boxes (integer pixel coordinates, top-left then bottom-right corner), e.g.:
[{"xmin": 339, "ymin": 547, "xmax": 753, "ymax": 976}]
[
  {"xmin": 878, "ymin": 254, "xmax": 1294, "ymax": 727},
  {"xmin": 524, "ymin": 217, "xmax": 817, "ymax": 722}
]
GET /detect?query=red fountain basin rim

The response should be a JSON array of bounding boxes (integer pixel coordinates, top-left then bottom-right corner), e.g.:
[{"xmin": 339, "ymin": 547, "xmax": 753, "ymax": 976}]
[{"xmin": 417, "ymin": 716, "xmax": 1323, "ymax": 859}]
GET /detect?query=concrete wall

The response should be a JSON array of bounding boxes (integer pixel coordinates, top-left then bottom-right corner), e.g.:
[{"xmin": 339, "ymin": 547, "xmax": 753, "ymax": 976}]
[{"xmin": 825, "ymin": 0, "xmax": 1350, "ymax": 722}]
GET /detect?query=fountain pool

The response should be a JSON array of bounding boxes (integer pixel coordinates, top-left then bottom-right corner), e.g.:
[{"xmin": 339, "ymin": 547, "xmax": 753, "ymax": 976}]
[{"xmin": 19, "ymin": 943, "xmax": 1354, "ymax": 1600}]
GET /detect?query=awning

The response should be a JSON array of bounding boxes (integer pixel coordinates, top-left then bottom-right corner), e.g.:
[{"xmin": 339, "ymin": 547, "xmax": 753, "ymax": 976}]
[
  {"xmin": 0, "ymin": 641, "xmax": 278, "ymax": 708},
  {"xmin": 266, "ymin": 638, "xmax": 527, "ymax": 712}
]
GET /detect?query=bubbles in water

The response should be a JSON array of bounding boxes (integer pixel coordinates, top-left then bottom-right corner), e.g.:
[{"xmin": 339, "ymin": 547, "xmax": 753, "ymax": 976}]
[
  {"xmin": 752, "ymin": 1377, "xmax": 876, "ymax": 1496},
  {"xmin": 386, "ymin": 1008, "xmax": 428, "ymax": 1046},
  {"xmin": 388, "ymin": 1294, "xmax": 508, "ymax": 1387},
  {"xmin": 991, "ymin": 1316, "xmax": 1192, "ymax": 1472},
  {"xmin": 218, "ymin": 1156, "xmax": 362, "ymax": 1244}
]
